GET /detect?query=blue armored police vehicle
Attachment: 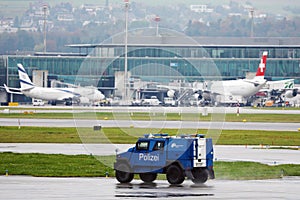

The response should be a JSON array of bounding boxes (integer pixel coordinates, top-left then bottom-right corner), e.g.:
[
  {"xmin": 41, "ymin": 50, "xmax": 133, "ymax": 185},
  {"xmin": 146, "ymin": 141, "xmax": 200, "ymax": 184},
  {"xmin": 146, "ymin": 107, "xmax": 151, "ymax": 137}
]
[{"xmin": 114, "ymin": 133, "xmax": 214, "ymax": 184}]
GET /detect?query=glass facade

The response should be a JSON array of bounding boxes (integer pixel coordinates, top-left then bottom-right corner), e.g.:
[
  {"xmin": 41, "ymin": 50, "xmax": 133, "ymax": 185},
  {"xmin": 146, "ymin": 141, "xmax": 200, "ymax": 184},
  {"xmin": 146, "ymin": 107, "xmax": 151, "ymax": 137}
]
[
  {"xmin": 96, "ymin": 45, "xmax": 300, "ymax": 81},
  {"xmin": 0, "ymin": 56, "xmax": 7, "ymax": 87},
  {"xmin": 1, "ymin": 45, "xmax": 300, "ymax": 102}
]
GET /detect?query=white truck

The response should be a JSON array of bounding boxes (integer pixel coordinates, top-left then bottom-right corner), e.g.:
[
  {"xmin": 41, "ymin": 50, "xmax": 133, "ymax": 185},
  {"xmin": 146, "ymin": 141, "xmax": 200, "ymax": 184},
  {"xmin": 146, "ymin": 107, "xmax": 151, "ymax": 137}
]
[
  {"xmin": 32, "ymin": 99, "xmax": 45, "ymax": 106},
  {"xmin": 141, "ymin": 96, "xmax": 161, "ymax": 106},
  {"xmin": 163, "ymin": 97, "xmax": 177, "ymax": 106}
]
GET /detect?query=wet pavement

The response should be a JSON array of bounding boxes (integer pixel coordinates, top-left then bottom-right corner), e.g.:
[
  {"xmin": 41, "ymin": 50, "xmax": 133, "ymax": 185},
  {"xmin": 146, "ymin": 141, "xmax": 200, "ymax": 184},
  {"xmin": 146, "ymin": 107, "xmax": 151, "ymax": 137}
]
[{"xmin": 1, "ymin": 176, "xmax": 299, "ymax": 200}]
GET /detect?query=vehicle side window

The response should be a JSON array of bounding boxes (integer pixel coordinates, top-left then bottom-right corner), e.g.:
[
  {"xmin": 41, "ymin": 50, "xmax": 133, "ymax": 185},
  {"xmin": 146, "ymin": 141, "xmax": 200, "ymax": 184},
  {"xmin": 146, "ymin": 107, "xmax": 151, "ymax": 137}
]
[
  {"xmin": 136, "ymin": 141, "xmax": 149, "ymax": 151},
  {"xmin": 153, "ymin": 141, "xmax": 165, "ymax": 151}
]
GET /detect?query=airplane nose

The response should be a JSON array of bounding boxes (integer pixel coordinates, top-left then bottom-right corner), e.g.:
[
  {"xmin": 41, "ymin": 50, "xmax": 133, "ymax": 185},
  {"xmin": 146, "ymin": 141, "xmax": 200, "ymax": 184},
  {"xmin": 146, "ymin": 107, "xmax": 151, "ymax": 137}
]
[
  {"xmin": 94, "ymin": 91, "xmax": 105, "ymax": 100},
  {"xmin": 100, "ymin": 94, "xmax": 105, "ymax": 100}
]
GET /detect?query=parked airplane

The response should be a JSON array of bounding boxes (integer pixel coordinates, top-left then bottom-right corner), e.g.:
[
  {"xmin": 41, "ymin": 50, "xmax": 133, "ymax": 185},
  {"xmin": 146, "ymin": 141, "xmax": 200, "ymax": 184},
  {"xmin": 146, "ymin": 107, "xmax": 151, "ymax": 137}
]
[
  {"xmin": 277, "ymin": 80, "xmax": 299, "ymax": 100},
  {"xmin": 259, "ymin": 79, "xmax": 300, "ymax": 106},
  {"xmin": 284, "ymin": 93, "xmax": 300, "ymax": 107},
  {"xmin": 197, "ymin": 51, "xmax": 269, "ymax": 106},
  {"xmin": 4, "ymin": 63, "xmax": 105, "ymax": 105},
  {"xmin": 263, "ymin": 78, "xmax": 298, "ymax": 97},
  {"xmin": 153, "ymin": 51, "xmax": 268, "ymax": 106}
]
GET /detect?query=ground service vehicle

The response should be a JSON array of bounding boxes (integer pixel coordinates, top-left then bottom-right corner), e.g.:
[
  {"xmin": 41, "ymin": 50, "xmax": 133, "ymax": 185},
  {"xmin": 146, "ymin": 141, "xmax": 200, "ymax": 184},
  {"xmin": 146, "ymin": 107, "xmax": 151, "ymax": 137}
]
[
  {"xmin": 141, "ymin": 96, "xmax": 161, "ymax": 106},
  {"xmin": 32, "ymin": 99, "xmax": 45, "ymax": 106},
  {"xmin": 163, "ymin": 97, "xmax": 177, "ymax": 106},
  {"xmin": 114, "ymin": 133, "xmax": 214, "ymax": 185}
]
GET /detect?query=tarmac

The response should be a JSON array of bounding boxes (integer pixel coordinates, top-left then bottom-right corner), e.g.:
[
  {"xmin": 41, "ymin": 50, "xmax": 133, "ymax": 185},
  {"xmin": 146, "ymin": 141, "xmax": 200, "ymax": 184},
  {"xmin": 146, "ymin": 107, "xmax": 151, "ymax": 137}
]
[
  {"xmin": 1, "ymin": 176, "xmax": 299, "ymax": 200},
  {"xmin": 1, "ymin": 105, "xmax": 299, "ymax": 199}
]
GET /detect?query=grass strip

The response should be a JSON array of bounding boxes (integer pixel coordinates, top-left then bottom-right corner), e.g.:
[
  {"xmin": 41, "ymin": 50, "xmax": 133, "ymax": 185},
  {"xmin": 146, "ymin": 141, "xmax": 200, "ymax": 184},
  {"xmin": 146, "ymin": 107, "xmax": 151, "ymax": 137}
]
[
  {"xmin": 1, "ymin": 152, "xmax": 300, "ymax": 180},
  {"xmin": 0, "ymin": 152, "xmax": 114, "ymax": 177},
  {"xmin": 215, "ymin": 161, "xmax": 300, "ymax": 180},
  {"xmin": 0, "ymin": 126, "xmax": 299, "ymax": 146},
  {"xmin": 0, "ymin": 112, "xmax": 300, "ymax": 122}
]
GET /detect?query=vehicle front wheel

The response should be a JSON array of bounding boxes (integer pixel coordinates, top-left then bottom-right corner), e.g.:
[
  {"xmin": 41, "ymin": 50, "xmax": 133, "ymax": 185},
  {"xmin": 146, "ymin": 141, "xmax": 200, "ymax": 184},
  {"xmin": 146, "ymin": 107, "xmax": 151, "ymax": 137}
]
[
  {"xmin": 139, "ymin": 173, "xmax": 157, "ymax": 183},
  {"xmin": 166, "ymin": 165, "xmax": 185, "ymax": 185},
  {"xmin": 115, "ymin": 163, "xmax": 134, "ymax": 183}
]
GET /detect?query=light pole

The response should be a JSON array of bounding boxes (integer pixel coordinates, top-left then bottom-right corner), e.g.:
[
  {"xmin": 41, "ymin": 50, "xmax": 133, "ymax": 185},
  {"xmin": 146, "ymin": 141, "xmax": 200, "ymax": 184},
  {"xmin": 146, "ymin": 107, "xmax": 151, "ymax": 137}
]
[
  {"xmin": 250, "ymin": 8, "xmax": 254, "ymax": 37},
  {"xmin": 154, "ymin": 16, "xmax": 160, "ymax": 36},
  {"xmin": 124, "ymin": 0, "xmax": 129, "ymax": 103},
  {"xmin": 43, "ymin": 5, "xmax": 47, "ymax": 53}
]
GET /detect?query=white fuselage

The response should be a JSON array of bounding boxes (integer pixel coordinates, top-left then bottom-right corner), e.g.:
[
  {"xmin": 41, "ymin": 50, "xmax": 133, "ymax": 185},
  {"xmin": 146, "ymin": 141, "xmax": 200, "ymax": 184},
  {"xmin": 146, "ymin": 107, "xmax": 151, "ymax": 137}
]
[
  {"xmin": 203, "ymin": 79, "xmax": 267, "ymax": 104},
  {"xmin": 15, "ymin": 63, "xmax": 105, "ymax": 103},
  {"xmin": 22, "ymin": 87, "xmax": 77, "ymax": 101},
  {"xmin": 22, "ymin": 86, "xmax": 104, "ymax": 102},
  {"xmin": 210, "ymin": 79, "xmax": 266, "ymax": 97}
]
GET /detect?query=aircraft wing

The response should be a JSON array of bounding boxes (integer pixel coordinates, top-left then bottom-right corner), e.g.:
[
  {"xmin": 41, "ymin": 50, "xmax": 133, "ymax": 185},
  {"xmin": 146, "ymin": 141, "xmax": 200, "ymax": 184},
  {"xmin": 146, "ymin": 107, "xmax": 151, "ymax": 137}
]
[
  {"xmin": 54, "ymin": 88, "xmax": 79, "ymax": 101},
  {"xmin": 243, "ymin": 79, "xmax": 267, "ymax": 87},
  {"xmin": 56, "ymin": 95, "xmax": 75, "ymax": 101}
]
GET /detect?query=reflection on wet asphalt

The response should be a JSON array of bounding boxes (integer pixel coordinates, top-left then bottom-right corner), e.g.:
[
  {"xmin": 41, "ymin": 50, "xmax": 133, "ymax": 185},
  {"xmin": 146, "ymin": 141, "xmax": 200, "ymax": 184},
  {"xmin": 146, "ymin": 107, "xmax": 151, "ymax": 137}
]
[
  {"xmin": 116, "ymin": 192, "xmax": 213, "ymax": 198},
  {"xmin": 115, "ymin": 182, "xmax": 214, "ymax": 198},
  {"xmin": 1, "ymin": 176, "xmax": 300, "ymax": 199}
]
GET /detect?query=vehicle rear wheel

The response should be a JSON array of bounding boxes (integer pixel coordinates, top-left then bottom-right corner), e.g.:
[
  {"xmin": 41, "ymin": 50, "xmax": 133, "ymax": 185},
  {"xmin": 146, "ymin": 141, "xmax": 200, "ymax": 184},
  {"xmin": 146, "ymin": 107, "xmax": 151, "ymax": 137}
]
[
  {"xmin": 166, "ymin": 165, "xmax": 185, "ymax": 185},
  {"xmin": 115, "ymin": 163, "xmax": 134, "ymax": 183},
  {"xmin": 139, "ymin": 173, "xmax": 157, "ymax": 183},
  {"xmin": 191, "ymin": 168, "xmax": 208, "ymax": 184}
]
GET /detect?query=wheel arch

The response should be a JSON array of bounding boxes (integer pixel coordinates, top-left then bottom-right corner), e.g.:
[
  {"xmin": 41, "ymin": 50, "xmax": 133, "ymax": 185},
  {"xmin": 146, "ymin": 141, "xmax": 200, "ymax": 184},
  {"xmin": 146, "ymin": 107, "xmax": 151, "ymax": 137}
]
[
  {"xmin": 165, "ymin": 160, "xmax": 184, "ymax": 173},
  {"xmin": 114, "ymin": 158, "xmax": 132, "ymax": 172}
]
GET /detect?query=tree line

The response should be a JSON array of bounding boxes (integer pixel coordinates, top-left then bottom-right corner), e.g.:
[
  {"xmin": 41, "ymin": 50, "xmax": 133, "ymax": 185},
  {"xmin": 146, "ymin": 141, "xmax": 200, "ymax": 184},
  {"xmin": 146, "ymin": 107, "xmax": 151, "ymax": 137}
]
[{"xmin": 1, "ymin": 1, "xmax": 300, "ymax": 55}]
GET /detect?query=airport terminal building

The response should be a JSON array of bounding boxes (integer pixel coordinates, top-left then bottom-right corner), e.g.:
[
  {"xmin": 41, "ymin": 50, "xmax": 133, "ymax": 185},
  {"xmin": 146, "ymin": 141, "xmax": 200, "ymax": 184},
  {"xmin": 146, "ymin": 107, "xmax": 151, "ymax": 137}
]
[{"xmin": 1, "ymin": 33, "xmax": 300, "ymax": 104}]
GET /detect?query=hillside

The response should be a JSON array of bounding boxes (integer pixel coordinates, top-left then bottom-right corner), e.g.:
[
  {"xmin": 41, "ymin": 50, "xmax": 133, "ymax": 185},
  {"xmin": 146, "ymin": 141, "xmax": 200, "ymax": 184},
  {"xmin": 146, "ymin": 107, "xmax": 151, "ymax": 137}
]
[{"xmin": 1, "ymin": 0, "xmax": 300, "ymax": 18}]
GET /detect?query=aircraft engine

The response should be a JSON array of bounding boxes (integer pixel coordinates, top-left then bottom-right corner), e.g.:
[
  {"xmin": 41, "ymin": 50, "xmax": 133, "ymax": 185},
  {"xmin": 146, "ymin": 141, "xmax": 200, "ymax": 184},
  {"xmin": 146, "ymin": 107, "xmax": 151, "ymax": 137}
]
[
  {"xmin": 79, "ymin": 96, "xmax": 89, "ymax": 104},
  {"xmin": 285, "ymin": 89, "xmax": 298, "ymax": 98},
  {"xmin": 91, "ymin": 90, "xmax": 105, "ymax": 101},
  {"xmin": 167, "ymin": 89, "xmax": 175, "ymax": 98},
  {"xmin": 193, "ymin": 92, "xmax": 202, "ymax": 100}
]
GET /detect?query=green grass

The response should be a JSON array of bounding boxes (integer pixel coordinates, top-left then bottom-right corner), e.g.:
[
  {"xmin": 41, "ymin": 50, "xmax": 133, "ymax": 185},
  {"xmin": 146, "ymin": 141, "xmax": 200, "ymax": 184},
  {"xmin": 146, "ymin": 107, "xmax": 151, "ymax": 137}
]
[
  {"xmin": 215, "ymin": 161, "xmax": 300, "ymax": 180},
  {"xmin": 0, "ymin": 112, "xmax": 76, "ymax": 119},
  {"xmin": 223, "ymin": 113, "xmax": 300, "ymax": 123},
  {"xmin": 1, "ymin": 152, "xmax": 300, "ymax": 179},
  {"xmin": 0, "ymin": 152, "xmax": 114, "ymax": 177},
  {"xmin": 217, "ymin": 130, "xmax": 300, "ymax": 146},
  {"xmin": 1, "ymin": 112, "xmax": 300, "ymax": 122},
  {"xmin": 0, "ymin": 126, "xmax": 299, "ymax": 146}
]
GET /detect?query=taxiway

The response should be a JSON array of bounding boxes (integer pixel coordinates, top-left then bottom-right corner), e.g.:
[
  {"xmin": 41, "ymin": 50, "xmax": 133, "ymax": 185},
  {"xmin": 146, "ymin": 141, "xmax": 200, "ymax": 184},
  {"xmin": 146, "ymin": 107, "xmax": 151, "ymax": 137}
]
[{"xmin": 1, "ymin": 176, "xmax": 299, "ymax": 200}]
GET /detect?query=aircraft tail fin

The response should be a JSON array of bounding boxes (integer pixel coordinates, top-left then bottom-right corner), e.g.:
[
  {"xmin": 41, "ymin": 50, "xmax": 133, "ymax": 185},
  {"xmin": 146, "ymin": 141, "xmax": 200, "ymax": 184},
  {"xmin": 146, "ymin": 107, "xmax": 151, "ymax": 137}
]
[
  {"xmin": 254, "ymin": 51, "xmax": 268, "ymax": 80},
  {"xmin": 17, "ymin": 63, "xmax": 35, "ymax": 91}
]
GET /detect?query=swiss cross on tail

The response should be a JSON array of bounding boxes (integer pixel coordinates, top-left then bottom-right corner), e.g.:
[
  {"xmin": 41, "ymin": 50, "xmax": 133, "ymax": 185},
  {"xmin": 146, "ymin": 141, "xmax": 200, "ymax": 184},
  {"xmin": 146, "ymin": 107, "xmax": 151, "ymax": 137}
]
[{"xmin": 255, "ymin": 51, "xmax": 268, "ymax": 77}]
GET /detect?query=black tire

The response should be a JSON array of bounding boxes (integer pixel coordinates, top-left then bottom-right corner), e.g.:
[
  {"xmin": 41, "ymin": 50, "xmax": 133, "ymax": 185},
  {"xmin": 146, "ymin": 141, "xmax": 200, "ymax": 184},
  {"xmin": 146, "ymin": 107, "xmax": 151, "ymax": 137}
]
[
  {"xmin": 166, "ymin": 165, "xmax": 185, "ymax": 185},
  {"xmin": 191, "ymin": 168, "xmax": 208, "ymax": 184},
  {"xmin": 115, "ymin": 163, "xmax": 134, "ymax": 183},
  {"xmin": 139, "ymin": 173, "xmax": 157, "ymax": 183}
]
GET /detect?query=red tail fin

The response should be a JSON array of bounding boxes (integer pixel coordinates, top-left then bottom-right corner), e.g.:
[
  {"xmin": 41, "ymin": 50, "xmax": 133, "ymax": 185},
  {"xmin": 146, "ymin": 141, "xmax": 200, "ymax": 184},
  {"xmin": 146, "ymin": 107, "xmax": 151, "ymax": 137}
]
[{"xmin": 255, "ymin": 51, "xmax": 268, "ymax": 77}]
